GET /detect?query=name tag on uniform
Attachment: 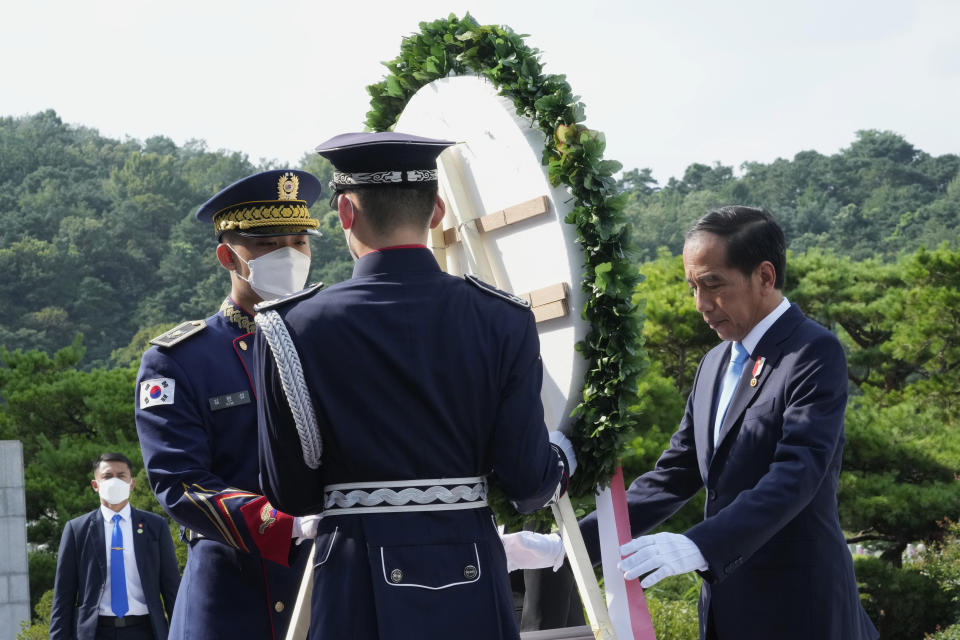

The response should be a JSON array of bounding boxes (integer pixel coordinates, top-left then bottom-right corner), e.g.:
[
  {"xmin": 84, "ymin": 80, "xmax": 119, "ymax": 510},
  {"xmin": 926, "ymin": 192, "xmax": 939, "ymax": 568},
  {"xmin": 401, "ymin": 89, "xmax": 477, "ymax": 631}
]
[{"xmin": 208, "ymin": 391, "xmax": 251, "ymax": 411}]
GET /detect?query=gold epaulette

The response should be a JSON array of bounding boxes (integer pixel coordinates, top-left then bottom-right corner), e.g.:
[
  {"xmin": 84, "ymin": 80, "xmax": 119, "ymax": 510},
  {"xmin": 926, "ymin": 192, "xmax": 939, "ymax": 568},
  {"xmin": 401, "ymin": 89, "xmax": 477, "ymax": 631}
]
[{"xmin": 150, "ymin": 320, "xmax": 207, "ymax": 348}]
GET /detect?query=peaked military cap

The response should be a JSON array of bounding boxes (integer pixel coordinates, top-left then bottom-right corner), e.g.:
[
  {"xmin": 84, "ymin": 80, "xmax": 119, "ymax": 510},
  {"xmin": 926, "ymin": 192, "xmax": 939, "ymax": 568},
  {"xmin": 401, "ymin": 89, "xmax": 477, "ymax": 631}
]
[
  {"xmin": 195, "ymin": 169, "xmax": 323, "ymax": 239},
  {"xmin": 315, "ymin": 132, "xmax": 455, "ymax": 196}
]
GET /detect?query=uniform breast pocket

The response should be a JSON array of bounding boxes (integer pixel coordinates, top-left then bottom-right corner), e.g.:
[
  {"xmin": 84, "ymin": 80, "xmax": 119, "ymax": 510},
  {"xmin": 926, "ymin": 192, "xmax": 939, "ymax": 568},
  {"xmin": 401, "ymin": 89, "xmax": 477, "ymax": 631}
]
[{"xmin": 377, "ymin": 542, "xmax": 482, "ymax": 590}]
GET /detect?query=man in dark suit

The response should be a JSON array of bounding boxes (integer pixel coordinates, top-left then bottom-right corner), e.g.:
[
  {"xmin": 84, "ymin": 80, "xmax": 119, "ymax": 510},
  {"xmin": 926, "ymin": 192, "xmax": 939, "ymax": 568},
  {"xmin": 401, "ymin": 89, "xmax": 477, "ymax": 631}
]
[
  {"xmin": 50, "ymin": 452, "xmax": 179, "ymax": 640},
  {"xmin": 572, "ymin": 207, "xmax": 878, "ymax": 639}
]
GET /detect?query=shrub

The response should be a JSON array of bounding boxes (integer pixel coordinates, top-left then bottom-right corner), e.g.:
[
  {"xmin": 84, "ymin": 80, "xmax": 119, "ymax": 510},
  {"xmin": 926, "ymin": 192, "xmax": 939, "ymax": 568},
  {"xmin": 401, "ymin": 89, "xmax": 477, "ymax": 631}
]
[
  {"xmin": 856, "ymin": 556, "xmax": 954, "ymax": 639},
  {"xmin": 927, "ymin": 623, "xmax": 960, "ymax": 640},
  {"xmin": 648, "ymin": 594, "xmax": 699, "ymax": 640}
]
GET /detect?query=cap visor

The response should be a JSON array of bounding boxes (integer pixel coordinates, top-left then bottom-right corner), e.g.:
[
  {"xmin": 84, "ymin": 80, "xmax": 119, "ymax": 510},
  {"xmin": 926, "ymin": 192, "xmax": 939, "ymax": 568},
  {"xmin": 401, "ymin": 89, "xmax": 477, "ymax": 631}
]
[{"xmin": 219, "ymin": 227, "xmax": 322, "ymax": 240}]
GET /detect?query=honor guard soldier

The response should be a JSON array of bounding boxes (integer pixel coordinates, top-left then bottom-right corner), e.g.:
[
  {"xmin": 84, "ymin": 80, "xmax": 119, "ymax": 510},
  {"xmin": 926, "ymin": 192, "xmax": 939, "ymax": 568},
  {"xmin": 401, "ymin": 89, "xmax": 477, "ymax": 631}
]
[
  {"xmin": 253, "ymin": 132, "xmax": 577, "ymax": 640},
  {"xmin": 135, "ymin": 170, "xmax": 324, "ymax": 640}
]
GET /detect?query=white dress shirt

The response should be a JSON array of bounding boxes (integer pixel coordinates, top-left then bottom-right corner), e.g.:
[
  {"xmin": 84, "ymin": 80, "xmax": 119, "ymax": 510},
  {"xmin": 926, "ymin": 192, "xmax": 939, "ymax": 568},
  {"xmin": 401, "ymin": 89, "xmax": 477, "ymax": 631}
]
[
  {"xmin": 715, "ymin": 297, "xmax": 792, "ymax": 446},
  {"xmin": 98, "ymin": 503, "xmax": 150, "ymax": 616},
  {"xmin": 740, "ymin": 297, "xmax": 791, "ymax": 357}
]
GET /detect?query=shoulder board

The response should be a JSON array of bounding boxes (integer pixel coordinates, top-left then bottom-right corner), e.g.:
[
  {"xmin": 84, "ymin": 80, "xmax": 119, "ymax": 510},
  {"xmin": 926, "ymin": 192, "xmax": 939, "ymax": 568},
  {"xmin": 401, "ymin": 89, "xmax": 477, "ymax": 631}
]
[
  {"xmin": 150, "ymin": 320, "xmax": 206, "ymax": 348},
  {"xmin": 464, "ymin": 274, "xmax": 531, "ymax": 309},
  {"xmin": 254, "ymin": 282, "xmax": 325, "ymax": 313}
]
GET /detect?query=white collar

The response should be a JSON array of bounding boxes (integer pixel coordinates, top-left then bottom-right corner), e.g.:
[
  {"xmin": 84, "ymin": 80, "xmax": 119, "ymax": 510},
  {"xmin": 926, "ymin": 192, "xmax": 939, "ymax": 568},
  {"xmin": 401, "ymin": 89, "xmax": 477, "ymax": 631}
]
[
  {"xmin": 99, "ymin": 502, "xmax": 132, "ymax": 523},
  {"xmin": 740, "ymin": 296, "xmax": 791, "ymax": 357}
]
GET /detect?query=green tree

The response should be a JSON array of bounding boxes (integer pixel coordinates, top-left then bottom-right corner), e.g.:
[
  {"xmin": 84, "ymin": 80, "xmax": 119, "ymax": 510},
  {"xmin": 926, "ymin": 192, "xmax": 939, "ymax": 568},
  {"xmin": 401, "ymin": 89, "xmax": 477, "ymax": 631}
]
[
  {"xmin": 16, "ymin": 588, "xmax": 53, "ymax": 640},
  {"xmin": 620, "ymin": 250, "xmax": 715, "ymax": 533},
  {"xmin": 0, "ymin": 337, "xmax": 177, "ymax": 611},
  {"xmin": 625, "ymin": 130, "xmax": 959, "ymax": 262},
  {"xmin": 787, "ymin": 245, "xmax": 960, "ymax": 567}
]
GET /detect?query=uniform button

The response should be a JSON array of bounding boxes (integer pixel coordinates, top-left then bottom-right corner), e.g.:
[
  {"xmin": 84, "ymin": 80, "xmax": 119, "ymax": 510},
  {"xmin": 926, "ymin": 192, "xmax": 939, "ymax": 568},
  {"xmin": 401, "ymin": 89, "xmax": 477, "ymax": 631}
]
[
  {"xmin": 274, "ymin": 601, "xmax": 284, "ymax": 613},
  {"xmin": 239, "ymin": 340, "xmax": 248, "ymax": 351},
  {"xmin": 389, "ymin": 569, "xmax": 403, "ymax": 583},
  {"xmin": 463, "ymin": 565, "xmax": 478, "ymax": 580},
  {"xmin": 708, "ymin": 490, "xmax": 717, "ymax": 501}
]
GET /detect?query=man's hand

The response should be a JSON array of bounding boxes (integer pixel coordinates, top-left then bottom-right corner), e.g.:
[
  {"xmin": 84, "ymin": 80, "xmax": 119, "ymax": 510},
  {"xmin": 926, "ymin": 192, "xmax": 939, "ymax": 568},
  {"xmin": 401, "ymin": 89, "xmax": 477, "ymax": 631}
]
[
  {"xmin": 548, "ymin": 430, "xmax": 577, "ymax": 477},
  {"xmin": 292, "ymin": 515, "xmax": 322, "ymax": 545},
  {"xmin": 501, "ymin": 531, "xmax": 566, "ymax": 572},
  {"xmin": 619, "ymin": 532, "xmax": 707, "ymax": 588}
]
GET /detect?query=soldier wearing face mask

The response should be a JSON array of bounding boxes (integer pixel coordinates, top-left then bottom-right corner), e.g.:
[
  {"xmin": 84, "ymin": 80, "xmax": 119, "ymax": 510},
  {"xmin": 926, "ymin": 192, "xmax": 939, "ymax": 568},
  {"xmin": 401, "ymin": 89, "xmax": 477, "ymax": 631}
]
[{"xmin": 134, "ymin": 170, "xmax": 323, "ymax": 640}]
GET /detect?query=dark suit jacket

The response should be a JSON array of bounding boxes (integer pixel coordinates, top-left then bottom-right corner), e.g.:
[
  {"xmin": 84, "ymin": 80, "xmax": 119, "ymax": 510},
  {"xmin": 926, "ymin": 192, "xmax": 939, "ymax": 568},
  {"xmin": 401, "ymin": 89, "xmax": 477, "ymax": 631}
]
[
  {"xmin": 50, "ymin": 506, "xmax": 180, "ymax": 640},
  {"xmin": 582, "ymin": 304, "xmax": 878, "ymax": 640}
]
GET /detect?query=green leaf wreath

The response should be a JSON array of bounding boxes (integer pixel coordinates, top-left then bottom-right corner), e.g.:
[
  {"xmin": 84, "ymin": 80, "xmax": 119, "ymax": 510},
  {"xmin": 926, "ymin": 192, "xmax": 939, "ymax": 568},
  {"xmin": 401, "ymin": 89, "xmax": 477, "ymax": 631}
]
[{"xmin": 365, "ymin": 13, "xmax": 648, "ymax": 513}]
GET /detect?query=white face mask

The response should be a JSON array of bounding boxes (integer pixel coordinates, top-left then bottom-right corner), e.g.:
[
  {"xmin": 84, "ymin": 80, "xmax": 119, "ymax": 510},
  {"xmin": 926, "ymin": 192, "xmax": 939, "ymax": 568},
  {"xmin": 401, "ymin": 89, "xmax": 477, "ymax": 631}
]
[
  {"xmin": 98, "ymin": 477, "xmax": 131, "ymax": 505},
  {"xmin": 229, "ymin": 245, "xmax": 311, "ymax": 301},
  {"xmin": 341, "ymin": 197, "xmax": 359, "ymax": 262},
  {"xmin": 342, "ymin": 226, "xmax": 358, "ymax": 262}
]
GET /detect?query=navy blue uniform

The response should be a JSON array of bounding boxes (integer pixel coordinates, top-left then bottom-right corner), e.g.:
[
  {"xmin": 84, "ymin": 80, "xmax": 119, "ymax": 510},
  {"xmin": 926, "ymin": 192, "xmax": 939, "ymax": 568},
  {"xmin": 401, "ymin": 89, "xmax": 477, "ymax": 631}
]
[
  {"xmin": 135, "ymin": 299, "xmax": 309, "ymax": 640},
  {"xmin": 254, "ymin": 247, "xmax": 567, "ymax": 640}
]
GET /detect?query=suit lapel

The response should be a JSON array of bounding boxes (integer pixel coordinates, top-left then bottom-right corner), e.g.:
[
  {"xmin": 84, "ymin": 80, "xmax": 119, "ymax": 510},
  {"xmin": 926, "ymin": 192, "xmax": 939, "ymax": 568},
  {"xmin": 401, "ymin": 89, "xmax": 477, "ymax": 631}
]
[
  {"xmin": 130, "ymin": 508, "xmax": 149, "ymax": 579},
  {"xmin": 696, "ymin": 345, "xmax": 728, "ymax": 480},
  {"xmin": 712, "ymin": 305, "xmax": 805, "ymax": 457},
  {"xmin": 88, "ymin": 509, "xmax": 107, "ymax": 578}
]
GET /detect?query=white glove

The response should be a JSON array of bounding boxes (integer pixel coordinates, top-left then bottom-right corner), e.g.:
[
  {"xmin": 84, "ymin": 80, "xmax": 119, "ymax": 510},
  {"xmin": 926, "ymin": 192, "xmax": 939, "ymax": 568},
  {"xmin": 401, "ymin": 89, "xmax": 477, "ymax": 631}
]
[
  {"xmin": 501, "ymin": 531, "xmax": 566, "ymax": 573},
  {"xmin": 548, "ymin": 430, "xmax": 577, "ymax": 477},
  {"xmin": 292, "ymin": 515, "xmax": 322, "ymax": 545},
  {"xmin": 619, "ymin": 532, "xmax": 708, "ymax": 588}
]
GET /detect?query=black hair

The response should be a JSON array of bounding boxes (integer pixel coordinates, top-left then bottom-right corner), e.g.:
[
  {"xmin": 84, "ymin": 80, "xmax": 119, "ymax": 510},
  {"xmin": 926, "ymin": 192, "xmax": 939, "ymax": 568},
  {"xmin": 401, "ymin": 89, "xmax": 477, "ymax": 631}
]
[
  {"xmin": 92, "ymin": 452, "xmax": 134, "ymax": 475},
  {"xmin": 685, "ymin": 206, "xmax": 786, "ymax": 289},
  {"xmin": 346, "ymin": 184, "xmax": 438, "ymax": 237}
]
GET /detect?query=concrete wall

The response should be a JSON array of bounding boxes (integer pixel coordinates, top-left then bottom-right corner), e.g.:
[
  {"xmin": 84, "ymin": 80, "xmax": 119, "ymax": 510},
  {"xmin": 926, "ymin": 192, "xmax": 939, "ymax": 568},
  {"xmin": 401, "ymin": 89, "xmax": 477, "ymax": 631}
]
[{"xmin": 0, "ymin": 441, "xmax": 29, "ymax": 640}]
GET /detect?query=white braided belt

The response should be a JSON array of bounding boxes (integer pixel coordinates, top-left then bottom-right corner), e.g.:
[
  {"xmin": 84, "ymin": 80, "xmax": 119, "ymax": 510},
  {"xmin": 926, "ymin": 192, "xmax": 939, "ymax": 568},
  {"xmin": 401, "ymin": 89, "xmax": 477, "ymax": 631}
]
[
  {"xmin": 322, "ymin": 476, "xmax": 488, "ymax": 516},
  {"xmin": 254, "ymin": 310, "xmax": 323, "ymax": 469}
]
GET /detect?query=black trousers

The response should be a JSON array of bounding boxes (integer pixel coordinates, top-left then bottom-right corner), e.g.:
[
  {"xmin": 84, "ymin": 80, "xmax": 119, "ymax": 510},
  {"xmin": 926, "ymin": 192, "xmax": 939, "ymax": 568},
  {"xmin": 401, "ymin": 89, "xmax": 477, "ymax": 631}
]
[
  {"xmin": 515, "ymin": 561, "xmax": 586, "ymax": 631},
  {"xmin": 95, "ymin": 620, "xmax": 155, "ymax": 640},
  {"xmin": 705, "ymin": 607, "xmax": 719, "ymax": 640}
]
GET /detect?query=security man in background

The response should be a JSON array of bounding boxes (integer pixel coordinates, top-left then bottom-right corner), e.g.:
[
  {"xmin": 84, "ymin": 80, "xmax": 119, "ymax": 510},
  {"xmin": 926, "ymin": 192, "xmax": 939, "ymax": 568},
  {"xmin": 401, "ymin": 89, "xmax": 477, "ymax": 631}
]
[
  {"xmin": 51, "ymin": 452, "xmax": 179, "ymax": 640},
  {"xmin": 135, "ymin": 170, "xmax": 322, "ymax": 639},
  {"xmin": 253, "ymin": 132, "xmax": 576, "ymax": 640}
]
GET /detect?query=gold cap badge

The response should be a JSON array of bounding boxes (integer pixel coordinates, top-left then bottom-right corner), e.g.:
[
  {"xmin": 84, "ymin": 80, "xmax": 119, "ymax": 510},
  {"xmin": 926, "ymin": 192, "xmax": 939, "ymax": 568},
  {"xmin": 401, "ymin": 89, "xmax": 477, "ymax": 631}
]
[{"xmin": 278, "ymin": 172, "xmax": 300, "ymax": 201}]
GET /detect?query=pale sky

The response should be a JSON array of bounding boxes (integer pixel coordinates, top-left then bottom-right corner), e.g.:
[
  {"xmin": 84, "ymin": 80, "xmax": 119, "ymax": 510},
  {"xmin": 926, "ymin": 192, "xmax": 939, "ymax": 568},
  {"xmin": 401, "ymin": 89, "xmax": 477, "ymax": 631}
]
[{"xmin": 2, "ymin": 0, "xmax": 958, "ymax": 185}]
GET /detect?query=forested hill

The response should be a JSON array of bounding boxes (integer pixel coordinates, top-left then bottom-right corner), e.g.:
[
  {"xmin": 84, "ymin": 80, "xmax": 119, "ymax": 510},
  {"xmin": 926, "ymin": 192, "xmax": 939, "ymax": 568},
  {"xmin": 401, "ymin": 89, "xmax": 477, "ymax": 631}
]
[
  {"xmin": 0, "ymin": 110, "xmax": 353, "ymax": 366},
  {"xmin": 622, "ymin": 129, "xmax": 960, "ymax": 262},
  {"xmin": 1, "ymin": 111, "xmax": 958, "ymax": 366}
]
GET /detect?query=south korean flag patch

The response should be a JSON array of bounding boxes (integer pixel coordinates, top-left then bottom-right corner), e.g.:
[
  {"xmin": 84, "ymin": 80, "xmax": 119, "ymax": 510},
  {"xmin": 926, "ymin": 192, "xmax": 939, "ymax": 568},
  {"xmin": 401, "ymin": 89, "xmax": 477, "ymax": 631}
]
[{"xmin": 140, "ymin": 378, "xmax": 176, "ymax": 409}]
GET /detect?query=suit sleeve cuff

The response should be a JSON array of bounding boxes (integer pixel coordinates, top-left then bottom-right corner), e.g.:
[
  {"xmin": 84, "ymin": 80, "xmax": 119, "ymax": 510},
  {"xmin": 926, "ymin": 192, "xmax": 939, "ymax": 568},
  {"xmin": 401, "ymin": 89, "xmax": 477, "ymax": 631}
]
[{"xmin": 240, "ymin": 496, "xmax": 294, "ymax": 566}]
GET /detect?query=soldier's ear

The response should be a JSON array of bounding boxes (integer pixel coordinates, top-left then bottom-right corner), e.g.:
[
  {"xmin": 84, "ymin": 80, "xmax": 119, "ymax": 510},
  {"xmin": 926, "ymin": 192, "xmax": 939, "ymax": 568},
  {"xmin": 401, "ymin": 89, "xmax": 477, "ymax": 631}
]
[
  {"xmin": 428, "ymin": 196, "xmax": 446, "ymax": 230},
  {"xmin": 216, "ymin": 244, "xmax": 239, "ymax": 271},
  {"xmin": 337, "ymin": 195, "xmax": 355, "ymax": 230}
]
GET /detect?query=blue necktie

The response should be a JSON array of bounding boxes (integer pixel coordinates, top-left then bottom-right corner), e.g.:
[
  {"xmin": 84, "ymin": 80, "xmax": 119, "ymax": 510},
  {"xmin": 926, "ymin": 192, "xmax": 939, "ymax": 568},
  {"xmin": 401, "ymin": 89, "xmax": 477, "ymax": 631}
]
[
  {"xmin": 111, "ymin": 514, "xmax": 129, "ymax": 618},
  {"xmin": 713, "ymin": 342, "xmax": 749, "ymax": 446}
]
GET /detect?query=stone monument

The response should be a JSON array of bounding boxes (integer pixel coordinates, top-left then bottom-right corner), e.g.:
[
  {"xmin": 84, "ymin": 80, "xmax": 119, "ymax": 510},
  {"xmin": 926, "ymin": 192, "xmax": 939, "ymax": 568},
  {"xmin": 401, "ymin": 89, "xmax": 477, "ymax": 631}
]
[{"xmin": 0, "ymin": 441, "xmax": 29, "ymax": 639}]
